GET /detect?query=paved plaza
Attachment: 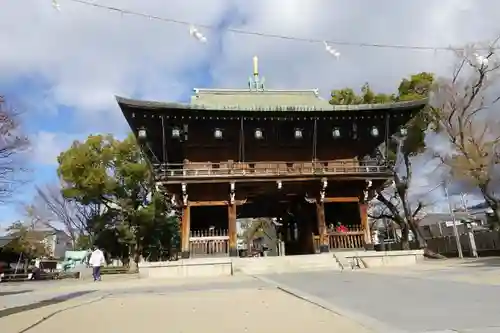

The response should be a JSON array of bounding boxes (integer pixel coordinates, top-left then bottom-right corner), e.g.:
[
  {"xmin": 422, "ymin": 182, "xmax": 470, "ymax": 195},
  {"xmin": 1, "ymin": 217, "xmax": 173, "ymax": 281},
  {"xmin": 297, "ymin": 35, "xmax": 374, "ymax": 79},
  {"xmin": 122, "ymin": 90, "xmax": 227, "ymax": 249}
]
[
  {"xmin": 263, "ymin": 259, "xmax": 500, "ymax": 333},
  {"xmin": 1, "ymin": 258, "xmax": 500, "ymax": 333},
  {"xmin": 0, "ymin": 276, "xmax": 371, "ymax": 333}
]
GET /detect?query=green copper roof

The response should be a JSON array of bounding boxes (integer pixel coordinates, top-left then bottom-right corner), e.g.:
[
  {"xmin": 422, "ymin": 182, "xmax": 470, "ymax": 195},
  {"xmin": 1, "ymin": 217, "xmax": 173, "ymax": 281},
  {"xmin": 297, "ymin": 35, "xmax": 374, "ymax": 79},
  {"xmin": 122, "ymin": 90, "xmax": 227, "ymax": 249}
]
[{"xmin": 116, "ymin": 88, "xmax": 428, "ymax": 112}]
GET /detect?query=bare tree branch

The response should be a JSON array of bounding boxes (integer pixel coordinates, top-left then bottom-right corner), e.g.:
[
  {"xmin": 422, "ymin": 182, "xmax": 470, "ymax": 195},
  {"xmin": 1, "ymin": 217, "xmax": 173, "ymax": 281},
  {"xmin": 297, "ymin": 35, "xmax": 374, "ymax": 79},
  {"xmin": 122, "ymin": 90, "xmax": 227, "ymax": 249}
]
[
  {"xmin": 27, "ymin": 183, "xmax": 96, "ymax": 248},
  {"xmin": 0, "ymin": 96, "xmax": 29, "ymax": 203},
  {"xmin": 431, "ymin": 37, "xmax": 500, "ymax": 222}
]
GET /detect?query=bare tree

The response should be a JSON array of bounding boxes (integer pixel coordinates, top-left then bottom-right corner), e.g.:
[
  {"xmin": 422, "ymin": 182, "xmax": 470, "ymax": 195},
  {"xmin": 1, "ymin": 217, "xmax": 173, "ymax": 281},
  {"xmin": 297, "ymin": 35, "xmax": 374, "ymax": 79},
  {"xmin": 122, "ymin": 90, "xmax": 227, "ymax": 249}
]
[
  {"xmin": 369, "ymin": 177, "xmax": 429, "ymax": 250},
  {"xmin": 431, "ymin": 37, "xmax": 500, "ymax": 223},
  {"xmin": 0, "ymin": 96, "xmax": 29, "ymax": 202},
  {"xmin": 27, "ymin": 183, "xmax": 99, "ymax": 248}
]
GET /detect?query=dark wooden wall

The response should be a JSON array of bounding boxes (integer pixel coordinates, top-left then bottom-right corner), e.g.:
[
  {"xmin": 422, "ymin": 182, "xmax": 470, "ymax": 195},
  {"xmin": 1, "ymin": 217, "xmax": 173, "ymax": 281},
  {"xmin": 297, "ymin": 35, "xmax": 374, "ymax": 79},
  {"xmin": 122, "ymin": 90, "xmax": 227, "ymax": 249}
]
[
  {"xmin": 178, "ymin": 118, "xmax": 372, "ymax": 163},
  {"xmin": 324, "ymin": 202, "xmax": 361, "ymax": 226},
  {"xmin": 168, "ymin": 180, "xmax": 367, "ymax": 209}
]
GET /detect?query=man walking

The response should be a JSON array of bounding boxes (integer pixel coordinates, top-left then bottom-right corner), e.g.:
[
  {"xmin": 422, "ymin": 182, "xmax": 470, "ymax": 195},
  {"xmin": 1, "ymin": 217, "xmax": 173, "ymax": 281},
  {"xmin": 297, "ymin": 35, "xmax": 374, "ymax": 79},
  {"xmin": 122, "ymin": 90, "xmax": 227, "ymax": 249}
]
[{"xmin": 89, "ymin": 246, "xmax": 105, "ymax": 281}]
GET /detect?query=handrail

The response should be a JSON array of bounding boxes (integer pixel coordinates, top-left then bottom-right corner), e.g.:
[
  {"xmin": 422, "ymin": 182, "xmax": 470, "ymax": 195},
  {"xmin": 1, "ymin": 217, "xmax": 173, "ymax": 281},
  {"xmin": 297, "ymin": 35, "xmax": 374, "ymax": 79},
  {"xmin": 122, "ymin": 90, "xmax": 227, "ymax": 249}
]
[
  {"xmin": 153, "ymin": 159, "xmax": 387, "ymax": 178},
  {"xmin": 158, "ymin": 159, "xmax": 381, "ymax": 168}
]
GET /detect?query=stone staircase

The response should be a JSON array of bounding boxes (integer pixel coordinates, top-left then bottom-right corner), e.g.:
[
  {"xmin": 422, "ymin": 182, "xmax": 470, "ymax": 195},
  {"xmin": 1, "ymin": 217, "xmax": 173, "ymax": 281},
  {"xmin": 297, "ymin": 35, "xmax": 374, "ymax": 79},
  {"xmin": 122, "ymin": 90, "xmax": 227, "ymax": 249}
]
[
  {"xmin": 233, "ymin": 254, "xmax": 342, "ymax": 275},
  {"xmin": 332, "ymin": 252, "xmax": 366, "ymax": 270}
]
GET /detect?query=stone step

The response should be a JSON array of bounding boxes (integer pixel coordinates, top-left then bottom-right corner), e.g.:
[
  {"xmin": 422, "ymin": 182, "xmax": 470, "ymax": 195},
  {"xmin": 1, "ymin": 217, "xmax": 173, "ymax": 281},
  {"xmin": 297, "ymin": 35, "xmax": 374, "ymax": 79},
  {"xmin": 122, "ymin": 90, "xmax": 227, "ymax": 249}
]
[{"xmin": 233, "ymin": 255, "xmax": 342, "ymax": 274}]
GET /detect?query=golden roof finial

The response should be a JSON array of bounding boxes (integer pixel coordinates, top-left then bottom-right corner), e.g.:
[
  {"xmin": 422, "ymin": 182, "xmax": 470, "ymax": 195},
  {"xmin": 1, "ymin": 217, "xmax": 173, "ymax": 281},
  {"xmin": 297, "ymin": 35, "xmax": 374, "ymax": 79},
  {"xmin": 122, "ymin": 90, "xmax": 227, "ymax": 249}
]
[
  {"xmin": 248, "ymin": 56, "xmax": 265, "ymax": 91},
  {"xmin": 253, "ymin": 55, "xmax": 259, "ymax": 77}
]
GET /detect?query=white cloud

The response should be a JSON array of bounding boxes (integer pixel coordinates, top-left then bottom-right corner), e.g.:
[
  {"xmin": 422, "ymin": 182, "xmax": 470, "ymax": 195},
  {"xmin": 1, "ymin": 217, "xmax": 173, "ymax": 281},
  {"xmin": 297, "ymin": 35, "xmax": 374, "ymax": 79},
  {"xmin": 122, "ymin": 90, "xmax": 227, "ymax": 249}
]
[
  {"xmin": 3, "ymin": 0, "xmax": 498, "ymax": 119},
  {"xmin": 29, "ymin": 131, "xmax": 85, "ymax": 165},
  {"xmin": 3, "ymin": 0, "xmax": 500, "ymax": 201}
]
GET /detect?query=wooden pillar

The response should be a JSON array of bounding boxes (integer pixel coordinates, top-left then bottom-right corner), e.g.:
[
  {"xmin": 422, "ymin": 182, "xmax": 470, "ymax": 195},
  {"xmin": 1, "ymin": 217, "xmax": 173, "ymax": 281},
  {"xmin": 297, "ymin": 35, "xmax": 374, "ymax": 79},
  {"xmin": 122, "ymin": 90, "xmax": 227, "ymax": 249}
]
[
  {"xmin": 180, "ymin": 204, "xmax": 191, "ymax": 258},
  {"xmin": 316, "ymin": 201, "xmax": 329, "ymax": 253},
  {"xmin": 359, "ymin": 202, "xmax": 372, "ymax": 248},
  {"xmin": 228, "ymin": 203, "xmax": 238, "ymax": 257}
]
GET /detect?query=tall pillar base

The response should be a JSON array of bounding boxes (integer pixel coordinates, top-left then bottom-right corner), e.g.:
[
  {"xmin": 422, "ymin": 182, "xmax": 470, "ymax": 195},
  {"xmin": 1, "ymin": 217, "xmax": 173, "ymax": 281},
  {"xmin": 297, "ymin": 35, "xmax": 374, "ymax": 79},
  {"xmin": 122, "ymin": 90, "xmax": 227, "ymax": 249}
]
[
  {"xmin": 319, "ymin": 244, "xmax": 329, "ymax": 253},
  {"xmin": 229, "ymin": 247, "xmax": 238, "ymax": 257},
  {"xmin": 180, "ymin": 251, "xmax": 190, "ymax": 259}
]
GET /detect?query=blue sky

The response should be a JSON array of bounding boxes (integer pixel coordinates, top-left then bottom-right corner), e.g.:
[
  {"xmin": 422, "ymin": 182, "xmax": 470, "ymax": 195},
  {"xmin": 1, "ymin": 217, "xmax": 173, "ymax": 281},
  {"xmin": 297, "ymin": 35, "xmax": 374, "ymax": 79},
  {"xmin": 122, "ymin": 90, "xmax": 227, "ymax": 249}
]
[{"xmin": 1, "ymin": 0, "xmax": 497, "ymax": 226}]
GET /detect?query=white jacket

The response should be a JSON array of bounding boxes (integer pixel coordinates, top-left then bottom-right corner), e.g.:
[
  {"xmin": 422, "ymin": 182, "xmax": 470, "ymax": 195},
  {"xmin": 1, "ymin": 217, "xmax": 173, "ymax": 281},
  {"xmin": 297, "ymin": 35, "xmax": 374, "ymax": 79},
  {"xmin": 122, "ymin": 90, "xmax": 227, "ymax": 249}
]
[{"xmin": 89, "ymin": 249, "xmax": 105, "ymax": 267}]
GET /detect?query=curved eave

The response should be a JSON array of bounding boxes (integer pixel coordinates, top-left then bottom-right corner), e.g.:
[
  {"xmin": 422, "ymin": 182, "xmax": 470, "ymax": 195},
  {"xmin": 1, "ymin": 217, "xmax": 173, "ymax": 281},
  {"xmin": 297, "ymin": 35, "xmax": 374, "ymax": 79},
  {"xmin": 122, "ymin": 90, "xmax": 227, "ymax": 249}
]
[{"xmin": 115, "ymin": 96, "xmax": 428, "ymax": 113}]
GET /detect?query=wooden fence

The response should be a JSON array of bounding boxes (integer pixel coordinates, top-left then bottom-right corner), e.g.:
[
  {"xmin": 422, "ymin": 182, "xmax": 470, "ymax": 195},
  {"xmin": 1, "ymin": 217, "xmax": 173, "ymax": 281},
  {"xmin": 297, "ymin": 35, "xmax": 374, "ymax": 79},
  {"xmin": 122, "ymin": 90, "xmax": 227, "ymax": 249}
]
[
  {"xmin": 313, "ymin": 225, "xmax": 365, "ymax": 252},
  {"xmin": 426, "ymin": 230, "xmax": 500, "ymax": 256},
  {"xmin": 189, "ymin": 229, "xmax": 229, "ymax": 257}
]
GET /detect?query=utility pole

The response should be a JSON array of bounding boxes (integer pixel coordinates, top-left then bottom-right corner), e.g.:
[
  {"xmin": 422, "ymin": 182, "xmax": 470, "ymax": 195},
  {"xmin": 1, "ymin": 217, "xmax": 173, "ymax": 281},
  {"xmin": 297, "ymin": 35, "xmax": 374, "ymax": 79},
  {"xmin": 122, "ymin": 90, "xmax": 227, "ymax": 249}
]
[
  {"xmin": 461, "ymin": 193, "xmax": 478, "ymax": 258},
  {"xmin": 444, "ymin": 183, "xmax": 463, "ymax": 259}
]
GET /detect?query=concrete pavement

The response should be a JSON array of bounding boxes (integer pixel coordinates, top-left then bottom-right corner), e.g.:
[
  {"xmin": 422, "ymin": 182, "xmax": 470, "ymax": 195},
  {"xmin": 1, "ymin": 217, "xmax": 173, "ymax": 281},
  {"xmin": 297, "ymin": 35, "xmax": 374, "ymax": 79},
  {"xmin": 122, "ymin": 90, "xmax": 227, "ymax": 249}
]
[
  {"xmin": 0, "ymin": 276, "xmax": 372, "ymax": 333},
  {"xmin": 3, "ymin": 258, "xmax": 500, "ymax": 333},
  {"xmin": 262, "ymin": 260, "xmax": 500, "ymax": 333}
]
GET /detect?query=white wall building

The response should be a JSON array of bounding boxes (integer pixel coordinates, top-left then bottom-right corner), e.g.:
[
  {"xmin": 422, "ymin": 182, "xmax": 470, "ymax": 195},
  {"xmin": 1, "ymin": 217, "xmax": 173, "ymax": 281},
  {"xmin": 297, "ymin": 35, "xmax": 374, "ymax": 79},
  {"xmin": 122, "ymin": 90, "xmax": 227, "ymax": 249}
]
[{"xmin": 41, "ymin": 230, "xmax": 73, "ymax": 258}]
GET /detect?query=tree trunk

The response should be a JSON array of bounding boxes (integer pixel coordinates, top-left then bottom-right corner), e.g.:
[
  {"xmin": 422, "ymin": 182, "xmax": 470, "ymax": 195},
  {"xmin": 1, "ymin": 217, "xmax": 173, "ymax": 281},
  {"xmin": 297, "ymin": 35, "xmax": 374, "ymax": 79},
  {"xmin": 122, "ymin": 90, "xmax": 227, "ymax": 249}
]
[
  {"xmin": 479, "ymin": 185, "xmax": 500, "ymax": 230},
  {"xmin": 400, "ymin": 223, "xmax": 410, "ymax": 250},
  {"xmin": 408, "ymin": 218, "xmax": 427, "ymax": 249},
  {"xmin": 128, "ymin": 243, "xmax": 141, "ymax": 272},
  {"xmin": 493, "ymin": 208, "xmax": 500, "ymax": 231}
]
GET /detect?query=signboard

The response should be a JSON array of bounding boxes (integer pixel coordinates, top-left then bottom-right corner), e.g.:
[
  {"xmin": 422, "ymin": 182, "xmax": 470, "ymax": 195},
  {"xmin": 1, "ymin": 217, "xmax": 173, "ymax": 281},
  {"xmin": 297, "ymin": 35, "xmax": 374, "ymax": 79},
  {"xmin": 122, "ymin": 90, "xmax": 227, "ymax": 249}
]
[{"xmin": 444, "ymin": 221, "xmax": 463, "ymax": 227}]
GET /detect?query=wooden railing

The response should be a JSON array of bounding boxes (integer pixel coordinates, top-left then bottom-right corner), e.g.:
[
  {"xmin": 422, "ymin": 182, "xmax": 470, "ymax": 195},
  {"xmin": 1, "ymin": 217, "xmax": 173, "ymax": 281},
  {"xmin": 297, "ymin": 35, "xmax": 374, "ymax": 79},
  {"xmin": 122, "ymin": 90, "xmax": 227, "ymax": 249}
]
[
  {"xmin": 313, "ymin": 225, "xmax": 365, "ymax": 252},
  {"xmin": 154, "ymin": 159, "xmax": 387, "ymax": 179},
  {"xmin": 190, "ymin": 229, "xmax": 228, "ymax": 238},
  {"xmin": 327, "ymin": 231, "xmax": 364, "ymax": 249},
  {"xmin": 326, "ymin": 225, "xmax": 363, "ymax": 232},
  {"xmin": 189, "ymin": 229, "xmax": 229, "ymax": 257}
]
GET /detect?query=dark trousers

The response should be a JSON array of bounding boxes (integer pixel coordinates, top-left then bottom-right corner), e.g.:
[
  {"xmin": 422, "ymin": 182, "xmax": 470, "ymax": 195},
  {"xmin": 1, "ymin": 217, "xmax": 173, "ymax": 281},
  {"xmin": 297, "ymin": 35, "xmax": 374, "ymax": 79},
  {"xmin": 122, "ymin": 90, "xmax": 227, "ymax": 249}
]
[{"xmin": 92, "ymin": 266, "xmax": 101, "ymax": 281}]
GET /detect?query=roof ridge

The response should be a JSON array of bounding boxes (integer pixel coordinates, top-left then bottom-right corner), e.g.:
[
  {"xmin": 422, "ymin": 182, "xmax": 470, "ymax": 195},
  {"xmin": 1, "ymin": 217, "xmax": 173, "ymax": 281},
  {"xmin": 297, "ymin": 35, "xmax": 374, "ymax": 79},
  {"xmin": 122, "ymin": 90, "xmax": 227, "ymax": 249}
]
[
  {"xmin": 194, "ymin": 88, "xmax": 320, "ymax": 95},
  {"xmin": 115, "ymin": 95, "xmax": 428, "ymax": 112}
]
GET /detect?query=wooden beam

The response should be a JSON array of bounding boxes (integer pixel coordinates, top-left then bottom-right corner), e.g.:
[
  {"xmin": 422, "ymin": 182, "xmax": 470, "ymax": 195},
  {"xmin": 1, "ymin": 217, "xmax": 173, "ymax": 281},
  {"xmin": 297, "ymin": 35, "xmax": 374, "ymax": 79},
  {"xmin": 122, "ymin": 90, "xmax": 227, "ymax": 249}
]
[
  {"xmin": 159, "ymin": 175, "xmax": 391, "ymax": 185},
  {"xmin": 359, "ymin": 203, "xmax": 371, "ymax": 245},
  {"xmin": 316, "ymin": 201, "xmax": 329, "ymax": 253},
  {"xmin": 180, "ymin": 205, "xmax": 191, "ymax": 258},
  {"xmin": 324, "ymin": 197, "xmax": 359, "ymax": 203},
  {"xmin": 189, "ymin": 199, "xmax": 247, "ymax": 207},
  {"xmin": 228, "ymin": 204, "xmax": 237, "ymax": 257}
]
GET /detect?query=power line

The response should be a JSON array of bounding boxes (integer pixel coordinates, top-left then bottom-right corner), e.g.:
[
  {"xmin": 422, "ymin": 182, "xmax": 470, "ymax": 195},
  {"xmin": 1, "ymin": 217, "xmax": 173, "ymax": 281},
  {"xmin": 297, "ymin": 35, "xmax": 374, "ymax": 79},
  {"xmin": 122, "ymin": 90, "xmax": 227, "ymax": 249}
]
[{"xmin": 55, "ymin": 0, "xmax": 498, "ymax": 52}]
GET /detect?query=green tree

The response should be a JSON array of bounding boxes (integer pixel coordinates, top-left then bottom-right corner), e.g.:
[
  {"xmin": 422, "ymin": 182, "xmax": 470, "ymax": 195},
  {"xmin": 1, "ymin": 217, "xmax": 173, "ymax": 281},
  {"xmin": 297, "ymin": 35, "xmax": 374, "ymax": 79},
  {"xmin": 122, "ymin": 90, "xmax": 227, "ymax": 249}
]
[
  {"xmin": 5, "ymin": 221, "xmax": 49, "ymax": 260},
  {"xmin": 330, "ymin": 88, "xmax": 363, "ymax": 105},
  {"xmin": 329, "ymin": 83, "xmax": 396, "ymax": 105},
  {"xmin": 137, "ymin": 193, "xmax": 180, "ymax": 261},
  {"xmin": 57, "ymin": 134, "xmax": 179, "ymax": 265},
  {"xmin": 330, "ymin": 73, "xmax": 435, "ymax": 250}
]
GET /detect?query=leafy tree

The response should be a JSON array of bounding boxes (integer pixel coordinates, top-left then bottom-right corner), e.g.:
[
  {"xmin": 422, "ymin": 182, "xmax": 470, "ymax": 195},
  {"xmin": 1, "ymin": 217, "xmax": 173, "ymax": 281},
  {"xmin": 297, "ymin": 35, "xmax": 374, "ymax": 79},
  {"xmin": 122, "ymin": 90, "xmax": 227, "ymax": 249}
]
[
  {"xmin": 57, "ymin": 133, "xmax": 179, "ymax": 265},
  {"xmin": 74, "ymin": 234, "xmax": 92, "ymax": 250},
  {"xmin": 330, "ymin": 88, "xmax": 363, "ymax": 105},
  {"xmin": 137, "ymin": 193, "xmax": 180, "ymax": 261},
  {"xmin": 5, "ymin": 221, "xmax": 49, "ymax": 260},
  {"xmin": 330, "ymin": 73, "xmax": 435, "ymax": 250},
  {"xmin": 330, "ymin": 83, "xmax": 396, "ymax": 105}
]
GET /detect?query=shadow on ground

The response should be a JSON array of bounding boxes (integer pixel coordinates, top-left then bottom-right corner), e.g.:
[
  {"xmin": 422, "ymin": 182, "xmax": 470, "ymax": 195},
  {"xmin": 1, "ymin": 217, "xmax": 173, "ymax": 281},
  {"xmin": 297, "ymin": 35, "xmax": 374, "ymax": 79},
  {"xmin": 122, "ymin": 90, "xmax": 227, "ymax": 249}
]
[
  {"xmin": 0, "ymin": 290, "xmax": 32, "ymax": 297},
  {"xmin": 457, "ymin": 257, "xmax": 500, "ymax": 268},
  {"xmin": 0, "ymin": 290, "xmax": 97, "ymax": 318}
]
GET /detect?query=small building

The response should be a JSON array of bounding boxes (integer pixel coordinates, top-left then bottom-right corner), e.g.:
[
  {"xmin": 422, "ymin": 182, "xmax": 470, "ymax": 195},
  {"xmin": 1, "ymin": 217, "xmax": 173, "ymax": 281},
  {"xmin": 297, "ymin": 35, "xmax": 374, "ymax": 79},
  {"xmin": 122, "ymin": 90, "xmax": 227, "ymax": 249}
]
[
  {"xmin": 1, "ymin": 227, "xmax": 72, "ymax": 259},
  {"xmin": 117, "ymin": 57, "xmax": 427, "ymax": 258},
  {"xmin": 41, "ymin": 229, "xmax": 73, "ymax": 259},
  {"xmin": 419, "ymin": 212, "xmax": 489, "ymax": 238}
]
